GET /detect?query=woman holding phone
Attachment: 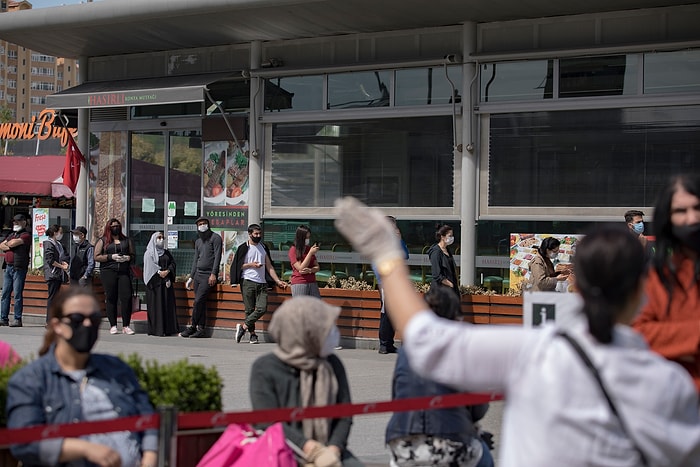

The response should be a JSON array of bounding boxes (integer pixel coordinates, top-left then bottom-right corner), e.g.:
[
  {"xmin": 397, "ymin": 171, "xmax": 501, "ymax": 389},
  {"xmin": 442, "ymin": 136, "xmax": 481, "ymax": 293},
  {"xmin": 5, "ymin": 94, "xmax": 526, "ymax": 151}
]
[{"xmin": 288, "ymin": 225, "xmax": 321, "ymax": 298}]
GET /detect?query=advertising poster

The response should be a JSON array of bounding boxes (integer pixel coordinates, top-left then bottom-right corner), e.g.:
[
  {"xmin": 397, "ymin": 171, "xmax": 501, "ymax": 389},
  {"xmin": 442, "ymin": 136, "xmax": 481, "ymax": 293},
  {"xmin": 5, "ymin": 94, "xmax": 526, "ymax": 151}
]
[
  {"xmin": 32, "ymin": 208, "xmax": 50, "ymax": 269},
  {"xmin": 212, "ymin": 228, "xmax": 249, "ymax": 283},
  {"xmin": 509, "ymin": 233, "xmax": 583, "ymax": 292}
]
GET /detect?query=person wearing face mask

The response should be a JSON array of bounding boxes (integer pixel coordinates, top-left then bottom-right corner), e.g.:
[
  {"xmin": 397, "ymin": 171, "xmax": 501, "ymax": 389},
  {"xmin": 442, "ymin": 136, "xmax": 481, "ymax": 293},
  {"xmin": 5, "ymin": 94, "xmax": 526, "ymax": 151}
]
[
  {"xmin": 624, "ymin": 209, "xmax": 648, "ymax": 247},
  {"xmin": 0, "ymin": 213, "xmax": 32, "ymax": 327},
  {"xmin": 231, "ymin": 223, "xmax": 288, "ymax": 344},
  {"xmin": 95, "ymin": 218, "xmax": 136, "ymax": 335},
  {"xmin": 289, "ymin": 224, "xmax": 321, "ymax": 298},
  {"xmin": 144, "ymin": 232, "xmax": 178, "ymax": 337},
  {"xmin": 633, "ymin": 174, "xmax": 700, "ymax": 392},
  {"xmin": 69, "ymin": 226, "xmax": 95, "ymax": 289},
  {"xmin": 528, "ymin": 237, "xmax": 570, "ymax": 292},
  {"xmin": 428, "ymin": 224, "xmax": 460, "ymax": 297},
  {"xmin": 43, "ymin": 224, "xmax": 70, "ymax": 323},
  {"xmin": 6, "ymin": 287, "xmax": 158, "ymax": 467},
  {"xmin": 250, "ymin": 296, "xmax": 362, "ymax": 467},
  {"xmin": 180, "ymin": 217, "xmax": 223, "ymax": 338}
]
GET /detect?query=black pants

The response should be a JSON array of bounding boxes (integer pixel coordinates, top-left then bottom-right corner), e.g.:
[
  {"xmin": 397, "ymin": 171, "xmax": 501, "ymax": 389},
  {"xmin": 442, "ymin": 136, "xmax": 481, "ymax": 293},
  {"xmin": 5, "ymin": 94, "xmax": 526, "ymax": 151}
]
[
  {"xmin": 46, "ymin": 279, "xmax": 62, "ymax": 323},
  {"xmin": 100, "ymin": 269, "xmax": 133, "ymax": 327},
  {"xmin": 378, "ymin": 287, "xmax": 395, "ymax": 348},
  {"xmin": 191, "ymin": 272, "xmax": 213, "ymax": 327}
]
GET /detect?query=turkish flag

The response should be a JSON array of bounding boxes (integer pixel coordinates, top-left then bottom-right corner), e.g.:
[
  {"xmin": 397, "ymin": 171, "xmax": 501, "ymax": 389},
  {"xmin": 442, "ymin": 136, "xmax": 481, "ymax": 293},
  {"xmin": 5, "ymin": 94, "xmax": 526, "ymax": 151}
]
[{"xmin": 62, "ymin": 132, "xmax": 85, "ymax": 194}]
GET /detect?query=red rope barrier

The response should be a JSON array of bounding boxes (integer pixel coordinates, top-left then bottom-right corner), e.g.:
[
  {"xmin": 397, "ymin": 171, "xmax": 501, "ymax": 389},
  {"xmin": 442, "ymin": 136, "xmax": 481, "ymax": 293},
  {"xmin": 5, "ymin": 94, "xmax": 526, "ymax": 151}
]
[{"xmin": 0, "ymin": 392, "xmax": 503, "ymax": 447}]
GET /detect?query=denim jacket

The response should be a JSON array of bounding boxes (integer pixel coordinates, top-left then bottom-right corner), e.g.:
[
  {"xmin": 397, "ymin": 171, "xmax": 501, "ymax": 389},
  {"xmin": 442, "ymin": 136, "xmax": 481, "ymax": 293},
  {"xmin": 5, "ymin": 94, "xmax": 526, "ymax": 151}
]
[
  {"xmin": 385, "ymin": 349, "xmax": 486, "ymax": 445},
  {"xmin": 7, "ymin": 347, "xmax": 158, "ymax": 466}
]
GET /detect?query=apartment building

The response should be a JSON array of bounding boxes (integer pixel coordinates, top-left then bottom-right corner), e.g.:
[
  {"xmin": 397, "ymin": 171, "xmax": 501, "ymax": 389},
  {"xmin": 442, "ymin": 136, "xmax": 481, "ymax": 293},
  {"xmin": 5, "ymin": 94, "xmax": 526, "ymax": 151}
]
[{"xmin": 0, "ymin": 0, "xmax": 78, "ymax": 123}]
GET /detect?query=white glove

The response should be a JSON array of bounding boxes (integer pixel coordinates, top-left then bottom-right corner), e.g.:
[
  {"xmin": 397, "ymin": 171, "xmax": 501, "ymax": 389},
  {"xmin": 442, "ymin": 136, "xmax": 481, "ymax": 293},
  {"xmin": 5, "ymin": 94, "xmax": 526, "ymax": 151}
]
[
  {"xmin": 185, "ymin": 278, "xmax": 193, "ymax": 290},
  {"xmin": 333, "ymin": 197, "xmax": 405, "ymax": 265}
]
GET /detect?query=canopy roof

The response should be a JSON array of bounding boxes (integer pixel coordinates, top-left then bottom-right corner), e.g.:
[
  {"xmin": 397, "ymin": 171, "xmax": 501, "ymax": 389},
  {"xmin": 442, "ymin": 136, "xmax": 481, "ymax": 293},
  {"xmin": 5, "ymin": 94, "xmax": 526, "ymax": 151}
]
[
  {"xmin": 0, "ymin": 0, "xmax": 693, "ymax": 58},
  {"xmin": 0, "ymin": 156, "xmax": 74, "ymax": 198}
]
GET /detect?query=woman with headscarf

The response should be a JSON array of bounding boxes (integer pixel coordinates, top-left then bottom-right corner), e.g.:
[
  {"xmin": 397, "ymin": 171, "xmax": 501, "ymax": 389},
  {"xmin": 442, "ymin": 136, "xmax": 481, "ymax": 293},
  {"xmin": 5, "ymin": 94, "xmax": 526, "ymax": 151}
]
[
  {"xmin": 143, "ymin": 231, "xmax": 178, "ymax": 337},
  {"xmin": 249, "ymin": 296, "xmax": 362, "ymax": 467}
]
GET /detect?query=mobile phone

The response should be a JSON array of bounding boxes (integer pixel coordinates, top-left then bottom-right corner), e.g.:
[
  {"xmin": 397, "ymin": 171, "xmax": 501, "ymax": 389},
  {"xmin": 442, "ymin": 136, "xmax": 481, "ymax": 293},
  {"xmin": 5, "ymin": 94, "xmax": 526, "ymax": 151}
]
[{"xmin": 314, "ymin": 242, "xmax": 321, "ymax": 248}]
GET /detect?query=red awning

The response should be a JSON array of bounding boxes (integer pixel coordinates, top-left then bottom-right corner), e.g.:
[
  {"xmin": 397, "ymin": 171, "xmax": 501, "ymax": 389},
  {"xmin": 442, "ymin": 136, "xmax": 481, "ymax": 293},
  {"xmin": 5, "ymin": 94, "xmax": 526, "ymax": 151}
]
[{"xmin": 0, "ymin": 155, "xmax": 74, "ymax": 198}]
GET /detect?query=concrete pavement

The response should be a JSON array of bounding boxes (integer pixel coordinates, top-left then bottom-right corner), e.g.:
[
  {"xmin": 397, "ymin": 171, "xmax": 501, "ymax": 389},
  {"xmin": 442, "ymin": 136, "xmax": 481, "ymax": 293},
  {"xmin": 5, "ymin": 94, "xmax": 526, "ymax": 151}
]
[{"xmin": 0, "ymin": 320, "xmax": 503, "ymax": 465}]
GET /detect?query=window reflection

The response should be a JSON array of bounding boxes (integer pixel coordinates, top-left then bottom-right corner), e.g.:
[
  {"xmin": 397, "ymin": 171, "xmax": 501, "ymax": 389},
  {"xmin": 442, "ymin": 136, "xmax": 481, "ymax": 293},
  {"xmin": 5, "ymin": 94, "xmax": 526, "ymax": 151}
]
[
  {"xmin": 264, "ymin": 76, "xmax": 323, "ymax": 112},
  {"xmin": 480, "ymin": 60, "xmax": 553, "ymax": 102},
  {"xmin": 327, "ymin": 71, "xmax": 391, "ymax": 109},
  {"xmin": 395, "ymin": 66, "xmax": 462, "ymax": 106},
  {"xmin": 560, "ymin": 55, "xmax": 638, "ymax": 98},
  {"xmin": 271, "ymin": 117, "xmax": 453, "ymax": 208},
  {"xmin": 644, "ymin": 50, "xmax": 700, "ymax": 94}
]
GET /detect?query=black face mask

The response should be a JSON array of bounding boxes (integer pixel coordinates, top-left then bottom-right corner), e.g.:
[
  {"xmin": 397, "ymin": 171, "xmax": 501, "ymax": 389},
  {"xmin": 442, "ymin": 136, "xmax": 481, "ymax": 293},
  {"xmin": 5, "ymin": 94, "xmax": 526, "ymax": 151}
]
[
  {"xmin": 66, "ymin": 323, "xmax": 99, "ymax": 353},
  {"xmin": 673, "ymin": 223, "xmax": 700, "ymax": 253},
  {"xmin": 110, "ymin": 226, "xmax": 121, "ymax": 236},
  {"xmin": 250, "ymin": 236, "xmax": 262, "ymax": 243}
]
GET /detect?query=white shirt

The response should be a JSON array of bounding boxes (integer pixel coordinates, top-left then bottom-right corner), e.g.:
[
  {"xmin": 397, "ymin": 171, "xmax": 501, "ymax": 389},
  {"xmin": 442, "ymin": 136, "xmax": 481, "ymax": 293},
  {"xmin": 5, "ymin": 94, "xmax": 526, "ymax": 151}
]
[
  {"xmin": 403, "ymin": 311, "xmax": 700, "ymax": 467},
  {"xmin": 242, "ymin": 242, "xmax": 267, "ymax": 283}
]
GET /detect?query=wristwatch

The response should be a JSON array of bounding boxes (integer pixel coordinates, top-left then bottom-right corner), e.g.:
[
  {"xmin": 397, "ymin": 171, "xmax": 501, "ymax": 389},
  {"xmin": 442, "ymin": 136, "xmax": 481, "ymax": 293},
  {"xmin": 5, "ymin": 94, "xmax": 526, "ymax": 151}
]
[{"xmin": 376, "ymin": 257, "xmax": 404, "ymax": 277}]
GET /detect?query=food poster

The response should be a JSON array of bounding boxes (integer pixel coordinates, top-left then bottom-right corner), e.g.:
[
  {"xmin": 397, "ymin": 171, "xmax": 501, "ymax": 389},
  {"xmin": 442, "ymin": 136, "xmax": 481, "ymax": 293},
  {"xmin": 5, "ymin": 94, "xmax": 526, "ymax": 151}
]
[
  {"xmin": 202, "ymin": 140, "xmax": 250, "ymax": 207},
  {"xmin": 213, "ymin": 228, "xmax": 248, "ymax": 283},
  {"xmin": 509, "ymin": 233, "xmax": 583, "ymax": 292}
]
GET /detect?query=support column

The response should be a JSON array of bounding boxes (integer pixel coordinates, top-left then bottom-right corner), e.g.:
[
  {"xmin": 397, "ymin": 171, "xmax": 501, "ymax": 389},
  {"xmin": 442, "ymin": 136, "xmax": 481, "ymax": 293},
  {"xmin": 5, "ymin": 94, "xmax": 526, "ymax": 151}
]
[
  {"xmin": 76, "ymin": 56, "xmax": 89, "ymax": 229},
  {"xmin": 459, "ymin": 22, "xmax": 477, "ymax": 287},
  {"xmin": 247, "ymin": 41, "xmax": 263, "ymax": 225}
]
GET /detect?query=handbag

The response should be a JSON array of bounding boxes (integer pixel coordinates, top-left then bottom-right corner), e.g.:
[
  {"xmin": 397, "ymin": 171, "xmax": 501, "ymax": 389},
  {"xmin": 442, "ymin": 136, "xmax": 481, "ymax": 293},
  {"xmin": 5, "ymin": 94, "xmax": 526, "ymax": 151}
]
[
  {"xmin": 196, "ymin": 422, "xmax": 297, "ymax": 467},
  {"xmin": 557, "ymin": 331, "xmax": 649, "ymax": 466}
]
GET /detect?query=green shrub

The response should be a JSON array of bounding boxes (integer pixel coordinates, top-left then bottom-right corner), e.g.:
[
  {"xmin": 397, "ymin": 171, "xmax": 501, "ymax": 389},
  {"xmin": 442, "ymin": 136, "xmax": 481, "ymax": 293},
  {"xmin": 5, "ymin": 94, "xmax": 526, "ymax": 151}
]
[
  {"xmin": 0, "ymin": 361, "xmax": 26, "ymax": 427},
  {"xmin": 122, "ymin": 354, "xmax": 223, "ymax": 412}
]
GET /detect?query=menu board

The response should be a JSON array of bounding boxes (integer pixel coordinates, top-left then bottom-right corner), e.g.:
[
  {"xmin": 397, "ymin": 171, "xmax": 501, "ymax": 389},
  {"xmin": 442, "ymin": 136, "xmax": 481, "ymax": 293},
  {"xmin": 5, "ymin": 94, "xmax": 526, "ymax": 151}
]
[{"xmin": 509, "ymin": 233, "xmax": 583, "ymax": 291}]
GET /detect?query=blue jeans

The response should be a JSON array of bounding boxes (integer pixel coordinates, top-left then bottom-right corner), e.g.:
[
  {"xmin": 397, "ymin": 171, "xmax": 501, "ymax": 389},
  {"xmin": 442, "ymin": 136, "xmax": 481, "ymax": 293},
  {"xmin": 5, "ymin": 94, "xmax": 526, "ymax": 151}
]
[{"xmin": 1, "ymin": 265, "xmax": 27, "ymax": 321}]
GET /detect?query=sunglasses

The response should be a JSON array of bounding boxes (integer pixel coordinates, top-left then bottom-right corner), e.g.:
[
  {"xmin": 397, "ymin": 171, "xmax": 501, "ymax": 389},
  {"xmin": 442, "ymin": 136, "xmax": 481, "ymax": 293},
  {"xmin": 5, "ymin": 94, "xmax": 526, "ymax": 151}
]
[{"xmin": 62, "ymin": 312, "xmax": 102, "ymax": 329}]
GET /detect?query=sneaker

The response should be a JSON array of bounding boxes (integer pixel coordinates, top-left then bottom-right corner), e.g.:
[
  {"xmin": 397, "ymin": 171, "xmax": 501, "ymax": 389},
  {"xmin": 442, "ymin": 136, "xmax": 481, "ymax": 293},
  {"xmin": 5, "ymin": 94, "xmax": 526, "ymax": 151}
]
[
  {"xmin": 334, "ymin": 345, "xmax": 343, "ymax": 351},
  {"xmin": 179, "ymin": 326, "xmax": 196, "ymax": 338},
  {"xmin": 9, "ymin": 319, "xmax": 22, "ymax": 328},
  {"xmin": 190, "ymin": 327, "xmax": 207, "ymax": 338},
  {"xmin": 109, "ymin": 326, "xmax": 119, "ymax": 335},
  {"xmin": 235, "ymin": 323, "xmax": 246, "ymax": 343},
  {"xmin": 0, "ymin": 319, "xmax": 9, "ymax": 327},
  {"xmin": 378, "ymin": 345, "xmax": 397, "ymax": 354},
  {"xmin": 123, "ymin": 326, "xmax": 135, "ymax": 335},
  {"xmin": 249, "ymin": 333, "xmax": 259, "ymax": 344}
]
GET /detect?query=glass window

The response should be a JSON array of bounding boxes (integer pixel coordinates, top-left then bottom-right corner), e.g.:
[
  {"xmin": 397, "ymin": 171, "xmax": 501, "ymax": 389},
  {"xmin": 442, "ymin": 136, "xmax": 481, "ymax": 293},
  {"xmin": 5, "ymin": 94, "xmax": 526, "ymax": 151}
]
[
  {"xmin": 271, "ymin": 117, "xmax": 453, "ymax": 207},
  {"xmin": 644, "ymin": 50, "xmax": 700, "ymax": 94},
  {"xmin": 559, "ymin": 55, "xmax": 638, "ymax": 98},
  {"xmin": 264, "ymin": 76, "xmax": 323, "ymax": 112},
  {"xmin": 327, "ymin": 71, "xmax": 391, "ymax": 109},
  {"xmin": 487, "ymin": 106, "xmax": 700, "ymax": 208},
  {"xmin": 130, "ymin": 132, "xmax": 166, "ymax": 226},
  {"xmin": 395, "ymin": 66, "xmax": 462, "ymax": 106},
  {"xmin": 480, "ymin": 60, "xmax": 553, "ymax": 102}
]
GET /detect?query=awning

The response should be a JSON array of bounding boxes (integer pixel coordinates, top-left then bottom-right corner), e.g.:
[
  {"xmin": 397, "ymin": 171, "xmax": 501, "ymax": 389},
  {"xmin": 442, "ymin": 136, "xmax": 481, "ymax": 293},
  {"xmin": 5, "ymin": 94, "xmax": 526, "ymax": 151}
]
[
  {"xmin": 0, "ymin": 156, "xmax": 74, "ymax": 198},
  {"xmin": 47, "ymin": 72, "xmax": 236, "ymax": 110}
]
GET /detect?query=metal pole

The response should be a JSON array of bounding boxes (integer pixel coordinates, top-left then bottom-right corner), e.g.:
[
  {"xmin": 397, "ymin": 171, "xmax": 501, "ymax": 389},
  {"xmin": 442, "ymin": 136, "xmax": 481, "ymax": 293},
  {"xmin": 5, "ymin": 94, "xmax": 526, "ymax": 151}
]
[{"xmin": 157, "ymin": 405, "xmax": 178, "ymax": 467}]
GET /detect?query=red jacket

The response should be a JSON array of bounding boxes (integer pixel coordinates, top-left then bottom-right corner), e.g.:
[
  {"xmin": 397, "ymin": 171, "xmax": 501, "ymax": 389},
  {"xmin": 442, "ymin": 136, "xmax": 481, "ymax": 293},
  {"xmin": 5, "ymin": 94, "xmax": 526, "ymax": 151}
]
[{"xmin": 633, "ymin": 255, "xmax": 700, "ymax": 391}]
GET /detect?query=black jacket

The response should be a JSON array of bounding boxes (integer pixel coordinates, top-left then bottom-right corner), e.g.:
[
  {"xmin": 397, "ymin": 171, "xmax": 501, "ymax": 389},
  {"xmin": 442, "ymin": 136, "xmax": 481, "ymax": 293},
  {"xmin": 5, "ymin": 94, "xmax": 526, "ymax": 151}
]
[{"xmin": 231, "ymin": 242, "xmax": 275, "ymax": 286}]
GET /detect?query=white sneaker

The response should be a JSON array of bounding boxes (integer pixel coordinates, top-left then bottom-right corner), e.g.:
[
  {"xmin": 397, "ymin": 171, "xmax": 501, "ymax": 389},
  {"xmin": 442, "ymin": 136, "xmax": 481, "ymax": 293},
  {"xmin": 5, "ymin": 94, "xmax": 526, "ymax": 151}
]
[
  {"xmin": 109, "ymin": 326, "xmax": 118, "ymax": 335},
  {"xmin": 123, "ymin": 326, "xmax": 135, "ymax": 335}
]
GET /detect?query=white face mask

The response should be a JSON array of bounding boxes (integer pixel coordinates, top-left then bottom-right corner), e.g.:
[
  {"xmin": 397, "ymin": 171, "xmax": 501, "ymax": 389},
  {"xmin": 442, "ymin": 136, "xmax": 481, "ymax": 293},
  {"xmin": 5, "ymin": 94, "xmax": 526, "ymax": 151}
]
[
  {"xmin": 12, "ymin": 225, "xmax": 21, "ymax": 232},
  {"xmin": 319, "ymin": 325, "xmax": 340, "ymax": 357},
  {"xmin": 155, "ymin": 239, "xmax": 164, "ymax": 247},
  {"xmin": 305, "ymin": 238, "xmax": 311, "ymax": 246},
  {"xmin": 197, "ymin": 224, "xmax": 209, "ymax": 232},
  {"xmin": 55, "ymin": 233, "xmax": 63, "ymax": 241},
  {"xmin": 445, "ymin": 236, "xmax": 454, "ymax": 246},
  {"xmin": 72, "ymin": 235, "xmax": 81, "ymax": 243},
  {"xmin": 549, "ymin": 252, "xmax": 558, "ymax": 260}
]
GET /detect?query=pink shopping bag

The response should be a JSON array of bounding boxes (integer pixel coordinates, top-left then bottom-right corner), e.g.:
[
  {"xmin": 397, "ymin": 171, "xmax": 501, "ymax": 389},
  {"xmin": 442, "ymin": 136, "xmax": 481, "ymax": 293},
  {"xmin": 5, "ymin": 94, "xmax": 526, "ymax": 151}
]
[{"xmin": 196, "ymin": 422, "xmax": 297, "ymax": 467}]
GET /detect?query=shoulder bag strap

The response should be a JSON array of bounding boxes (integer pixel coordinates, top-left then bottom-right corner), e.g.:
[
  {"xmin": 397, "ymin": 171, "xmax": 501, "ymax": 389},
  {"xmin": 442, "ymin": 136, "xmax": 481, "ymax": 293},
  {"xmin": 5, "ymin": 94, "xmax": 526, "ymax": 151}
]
[{"xmin": 557, "ymin": 331, "xmax": 649, "ymax": 467}]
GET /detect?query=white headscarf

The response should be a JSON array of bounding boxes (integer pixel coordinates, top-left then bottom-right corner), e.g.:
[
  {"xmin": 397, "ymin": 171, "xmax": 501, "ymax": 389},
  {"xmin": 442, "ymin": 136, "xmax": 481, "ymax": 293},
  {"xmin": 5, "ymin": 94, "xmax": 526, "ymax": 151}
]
[{"xmin": 143, "ymin": 231, "xmax": 165, "ymax": 285}]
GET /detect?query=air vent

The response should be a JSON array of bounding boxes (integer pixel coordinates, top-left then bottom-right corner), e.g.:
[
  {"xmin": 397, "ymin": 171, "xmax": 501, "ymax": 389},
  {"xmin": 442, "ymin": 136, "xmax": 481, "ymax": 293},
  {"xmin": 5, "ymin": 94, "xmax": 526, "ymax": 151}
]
[{"xmin": 90, "ymin": 107, "xmax": 128, "ymax": 122}]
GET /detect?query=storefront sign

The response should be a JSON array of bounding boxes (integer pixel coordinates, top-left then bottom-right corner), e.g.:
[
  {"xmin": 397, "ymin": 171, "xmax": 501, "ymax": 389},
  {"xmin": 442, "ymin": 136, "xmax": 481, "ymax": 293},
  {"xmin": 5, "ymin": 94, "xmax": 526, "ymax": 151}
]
[
  {"xmin": 0, "ymin": 109, "xmax": 77, "ymax": 147},
  {"xmin": 203, "ymin": 206, "xmax": 248, "ymax": 228}
]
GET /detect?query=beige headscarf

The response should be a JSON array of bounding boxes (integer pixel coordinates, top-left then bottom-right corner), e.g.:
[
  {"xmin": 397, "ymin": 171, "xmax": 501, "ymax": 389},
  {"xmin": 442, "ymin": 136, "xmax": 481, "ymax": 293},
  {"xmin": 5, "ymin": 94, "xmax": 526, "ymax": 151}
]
[{"xmin": 269, "ymin": 296, "xmax": 340, "ymax": 444}]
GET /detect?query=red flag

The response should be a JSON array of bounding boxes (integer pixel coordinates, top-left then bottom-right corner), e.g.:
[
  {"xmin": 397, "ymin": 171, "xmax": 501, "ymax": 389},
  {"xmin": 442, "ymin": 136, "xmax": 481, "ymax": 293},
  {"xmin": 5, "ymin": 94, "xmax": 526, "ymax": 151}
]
[{"xmin": 62, "ymin": 132, "xmax": 85, "ymax": 194}]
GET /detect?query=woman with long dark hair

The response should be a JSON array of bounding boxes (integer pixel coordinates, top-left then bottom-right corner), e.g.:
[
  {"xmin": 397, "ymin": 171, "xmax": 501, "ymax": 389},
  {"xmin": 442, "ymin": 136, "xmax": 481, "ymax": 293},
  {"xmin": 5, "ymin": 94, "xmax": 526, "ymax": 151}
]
[
  {"xmin": 7, "ymin": 287, "xmax": 158, "ymax": 467},
  {"xmin": 336, "ymin": 197, "xmax": 700, "ymax": 466},
  {"xmin": 427, "ymin": 224, "xmax": 459, "ymax": 296},
  {"xmin": 43, "ymin": 224, "xmax": 69, "ymax": 322},
  {"xmin": 529, "ymin": 237, "xmax": 570, "ymax": 292},
  {"xmin": 633, "ymin": 174, "xmax": 700, "ymax": 391},
  {"xmin": 289, "ymin": 224, "xmax": 321, "ymax": 298},
  {"xmin": 94, "ymin": 218, "xmax": 136, "ymax": 335}
]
